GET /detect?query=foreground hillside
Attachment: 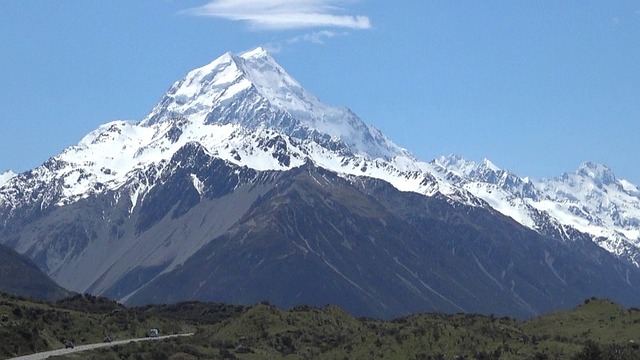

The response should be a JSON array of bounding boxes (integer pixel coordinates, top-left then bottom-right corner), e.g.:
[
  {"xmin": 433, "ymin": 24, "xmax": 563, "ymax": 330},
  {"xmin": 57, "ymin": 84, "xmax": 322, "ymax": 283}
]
[{"xmin": 2, "ymin": 294, "xmax": 640, "ymax": 360}]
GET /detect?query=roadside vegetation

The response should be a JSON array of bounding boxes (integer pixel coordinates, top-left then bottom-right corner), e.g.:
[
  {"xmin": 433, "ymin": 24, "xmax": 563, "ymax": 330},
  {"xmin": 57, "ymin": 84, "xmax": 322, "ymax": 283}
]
[{"xmin": 2, "ymin": 293, "xmax": 639, "ymax": 359}]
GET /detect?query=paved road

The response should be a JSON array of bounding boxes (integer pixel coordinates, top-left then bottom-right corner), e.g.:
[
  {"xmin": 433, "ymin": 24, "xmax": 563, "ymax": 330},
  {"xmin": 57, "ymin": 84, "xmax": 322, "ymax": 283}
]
[{"xmin": 5, "ymin": 333, "xmax": 195, "ymax": 360}]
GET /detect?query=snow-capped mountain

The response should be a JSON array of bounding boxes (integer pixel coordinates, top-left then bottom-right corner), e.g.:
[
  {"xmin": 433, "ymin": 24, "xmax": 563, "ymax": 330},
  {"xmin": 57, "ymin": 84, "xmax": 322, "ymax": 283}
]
[
  {"xmin": 0, "ymin": 47, "xmax": 447, "ymax": 214},
  {"xmin": 435, "ymin": 155, "xmax": 640, "ymax": 266},
  {"xmin": 1, "ymin": 47, "xmax": 640, "ymax": 318},
  {"xmin": 0, "ymin": 47, "xmax": 459, "ymax": 305},
  {"xmin": 142, "ymin": 47, "xmax": 407, "ymax": 160}
]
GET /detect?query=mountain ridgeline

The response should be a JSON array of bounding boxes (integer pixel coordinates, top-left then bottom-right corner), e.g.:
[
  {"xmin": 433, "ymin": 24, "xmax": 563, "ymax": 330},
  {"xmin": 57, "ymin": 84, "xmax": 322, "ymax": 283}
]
[{"xmin": 1, "ymin": 47, "xmax": 640, "ymax": 319}]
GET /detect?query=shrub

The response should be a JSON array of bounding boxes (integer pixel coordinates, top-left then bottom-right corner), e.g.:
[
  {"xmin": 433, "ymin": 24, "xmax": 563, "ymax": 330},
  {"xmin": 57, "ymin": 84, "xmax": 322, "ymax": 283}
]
[{"xmin": 12, "ymin": 306, "xmax": 22, "ymax": 318}]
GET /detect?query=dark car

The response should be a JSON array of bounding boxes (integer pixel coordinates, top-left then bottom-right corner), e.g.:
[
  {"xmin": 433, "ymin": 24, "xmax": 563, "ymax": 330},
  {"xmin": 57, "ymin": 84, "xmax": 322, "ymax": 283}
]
[
  {"xmin": 103, "ymin": 336, "xmax": 112, "ymax": 343},
  {"xmin": 64, "ymin": 340, "xmax": 75, "ymax": 349}
]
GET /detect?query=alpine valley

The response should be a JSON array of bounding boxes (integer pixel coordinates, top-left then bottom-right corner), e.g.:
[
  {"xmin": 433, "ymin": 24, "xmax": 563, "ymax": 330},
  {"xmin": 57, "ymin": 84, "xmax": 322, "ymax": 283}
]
[{"xmin": 1, "ymin": 48, "xmax": 639, "ymax": 319}]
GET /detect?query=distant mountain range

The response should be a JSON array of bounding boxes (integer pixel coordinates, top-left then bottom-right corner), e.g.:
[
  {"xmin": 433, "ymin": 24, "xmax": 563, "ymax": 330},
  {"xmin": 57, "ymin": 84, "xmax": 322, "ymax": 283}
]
[{"xmin": 1, "ymin": 47, "xmax": 639, "ymax": 318}]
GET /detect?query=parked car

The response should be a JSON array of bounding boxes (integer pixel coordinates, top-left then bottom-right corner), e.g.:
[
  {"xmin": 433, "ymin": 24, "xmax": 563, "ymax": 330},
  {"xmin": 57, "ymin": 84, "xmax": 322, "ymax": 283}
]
[
  {"xmin": 103, "ymin": 336, "xmax": 112, "ymax": 343},
  {"xmin": 149, "ymin": 328, "xmax": 159, "ymax": 337},
  {"xmin": 64, "ymin": 340, "xmax": 75, "ymax": 349}
]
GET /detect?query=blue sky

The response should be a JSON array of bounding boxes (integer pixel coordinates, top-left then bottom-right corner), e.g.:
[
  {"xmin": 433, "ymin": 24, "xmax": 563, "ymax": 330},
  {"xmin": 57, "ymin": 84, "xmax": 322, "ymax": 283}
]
[{"xmin": 1, "ymin": 1, "xmax": 639, "ymax": 184}]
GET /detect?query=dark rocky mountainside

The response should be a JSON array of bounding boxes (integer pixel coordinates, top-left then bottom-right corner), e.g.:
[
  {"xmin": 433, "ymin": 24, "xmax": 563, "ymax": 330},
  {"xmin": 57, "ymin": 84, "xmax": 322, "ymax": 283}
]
[
  {"xmin": 125, "ymin": 159, "xmax": 640, "ymax": 319},
  {"xmin": 2, "ymin": 142, "xmax": 640, "ymax": 319},
  {"xmin": 0, "ymin": 243, "xmax": 71, "ymax": 301}
]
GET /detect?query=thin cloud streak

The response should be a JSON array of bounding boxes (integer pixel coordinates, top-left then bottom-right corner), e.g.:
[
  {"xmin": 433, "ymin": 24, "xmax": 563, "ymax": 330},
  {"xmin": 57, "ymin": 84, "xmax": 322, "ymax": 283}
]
[
  {"xmin": 288, "ymin": 30, "xmax": 346, "ymax": 44},
  {"xmin": 259, "ymin": 31, "xmax": 345, "ymax": 55},
  {"xmin": 184, "ymin": 0, "xmax": 371, "ymax": 30}
]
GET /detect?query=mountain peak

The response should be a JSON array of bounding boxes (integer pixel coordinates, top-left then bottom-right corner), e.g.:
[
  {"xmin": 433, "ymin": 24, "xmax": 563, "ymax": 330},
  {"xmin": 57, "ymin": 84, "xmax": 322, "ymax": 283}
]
[
  {"xmin": 577, "ymin": 161, "xmax": 616, "ymax": 185},
  {"xmin": 140, "ymin": 48, "xmax": 409, "ymax": 160},
  {"xmin": 140, "ymin": 47, "xmax": 322, "ymax": 128},
  {"xmin": 481, "ymin": 158, "xmax": 500, "ymax": 172},
  {"xmin": 240, "ymin": 46, "xmax": 271, "ymax": 60},
  {"xmin": 434, "ymin": 155, "xmax": 502, "ymax": 177},
  {"xmin": 433, "ymin": 154, "xmax": 471, "ymax": 171}
]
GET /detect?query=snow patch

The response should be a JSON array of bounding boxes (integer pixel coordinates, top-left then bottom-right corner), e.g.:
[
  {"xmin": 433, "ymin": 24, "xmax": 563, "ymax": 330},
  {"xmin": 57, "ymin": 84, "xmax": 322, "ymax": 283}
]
[
  {"xmin": 0, "ymin": 170, "xmax": 16, "ymax": 187},
  {"xmin": 190, "ymin": 174, "xmax": 204, "ymax": 196}
]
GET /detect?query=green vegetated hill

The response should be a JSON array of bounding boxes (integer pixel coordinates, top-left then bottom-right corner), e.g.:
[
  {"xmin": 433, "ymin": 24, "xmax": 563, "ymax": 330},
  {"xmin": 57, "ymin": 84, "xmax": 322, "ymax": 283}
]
[
  {"xmin": 2, "ymin": 294, "xmax": 640, "ymax": 360},
  {"xmin": 0, "ymin": 293, "xmax": 196, "ymax": 359}
]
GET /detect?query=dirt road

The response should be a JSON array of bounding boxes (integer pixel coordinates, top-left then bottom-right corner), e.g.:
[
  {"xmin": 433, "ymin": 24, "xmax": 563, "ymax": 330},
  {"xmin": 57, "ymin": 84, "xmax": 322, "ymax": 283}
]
[{"xmin": 5, "ymin": 333, "xmax": 195, "ymax": 360}]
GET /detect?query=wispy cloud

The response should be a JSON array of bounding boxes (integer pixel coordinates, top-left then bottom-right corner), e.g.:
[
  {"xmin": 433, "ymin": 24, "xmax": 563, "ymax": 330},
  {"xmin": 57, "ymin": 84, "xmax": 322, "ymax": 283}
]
[
  {"xmin": 287, "ymin": 30, "xmax": 346, "ymax": 44},
  {"xmin": 184, "ymin": 0, "xmax": 371, "ymax": 30}
]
